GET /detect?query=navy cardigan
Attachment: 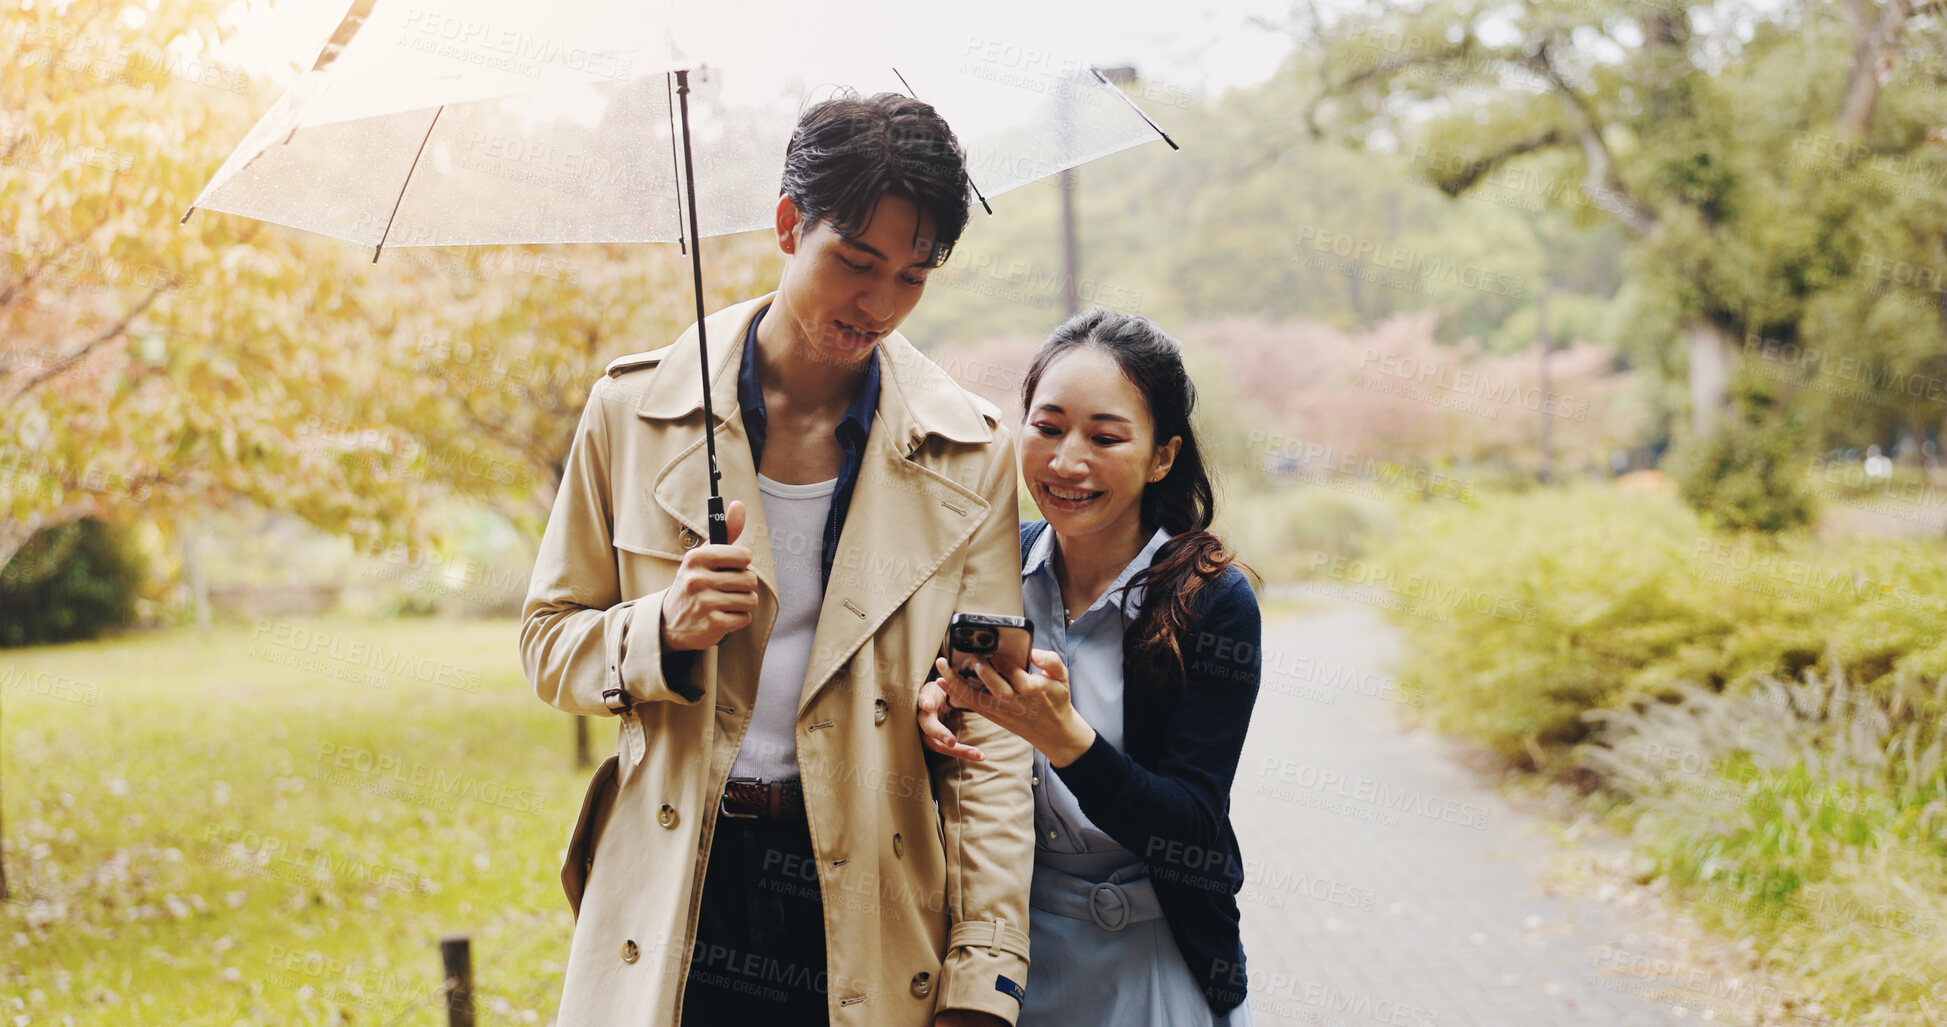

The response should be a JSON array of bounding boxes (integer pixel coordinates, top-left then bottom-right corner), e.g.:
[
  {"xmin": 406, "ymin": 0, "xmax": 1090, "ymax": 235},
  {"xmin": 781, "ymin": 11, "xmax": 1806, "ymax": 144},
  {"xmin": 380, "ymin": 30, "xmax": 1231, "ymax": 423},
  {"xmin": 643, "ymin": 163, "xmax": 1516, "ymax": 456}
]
[{"xmin": 1022, "ymin": 521, "xmax": 1261, "ymax": 1014}]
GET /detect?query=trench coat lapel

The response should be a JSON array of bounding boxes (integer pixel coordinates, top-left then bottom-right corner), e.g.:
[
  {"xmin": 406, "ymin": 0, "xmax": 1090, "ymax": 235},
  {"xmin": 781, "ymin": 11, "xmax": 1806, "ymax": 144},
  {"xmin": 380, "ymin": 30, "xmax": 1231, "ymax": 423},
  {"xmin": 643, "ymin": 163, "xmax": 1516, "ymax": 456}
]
[
  {"xmin": 638, "ymin": 295, "xmax": 779, "ymax": 631},
  {"xmin": 797, "ymin": 333, "xmax": 996, "ymax": 713},
  {"xmin": 632, "ymin": 293, "xmax": 997, "ymax": 715}
]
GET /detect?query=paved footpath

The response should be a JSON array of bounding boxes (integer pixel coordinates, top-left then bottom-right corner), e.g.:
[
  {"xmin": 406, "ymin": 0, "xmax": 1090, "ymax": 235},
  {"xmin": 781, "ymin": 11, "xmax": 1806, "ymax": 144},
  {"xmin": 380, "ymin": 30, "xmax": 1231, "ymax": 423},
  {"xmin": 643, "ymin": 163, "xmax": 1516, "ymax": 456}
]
[{"xmin": 1230, "ymin": 600, "xmax": 1709, "ymax": 1027}]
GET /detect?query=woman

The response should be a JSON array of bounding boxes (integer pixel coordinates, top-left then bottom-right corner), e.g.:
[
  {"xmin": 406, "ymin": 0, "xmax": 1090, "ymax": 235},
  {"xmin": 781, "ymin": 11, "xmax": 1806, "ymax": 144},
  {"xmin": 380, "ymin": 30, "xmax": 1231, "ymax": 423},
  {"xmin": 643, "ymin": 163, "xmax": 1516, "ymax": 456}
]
[{"xmin": 917, "ymin": 309, "xmax": 1262, "ymax": 1025}]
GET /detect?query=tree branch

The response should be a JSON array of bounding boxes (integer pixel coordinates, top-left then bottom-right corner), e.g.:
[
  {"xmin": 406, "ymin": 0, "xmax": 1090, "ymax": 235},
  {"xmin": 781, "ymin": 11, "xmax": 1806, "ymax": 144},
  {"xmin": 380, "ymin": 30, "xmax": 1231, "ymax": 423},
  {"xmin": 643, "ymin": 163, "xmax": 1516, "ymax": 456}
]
[
  {"xmin": 1426, "ymin": 129, "xmax": 1563, "ymax": 195},
  {"xmin": 1305, "ymin": 47, "xmax": 1473, "ymax": 139},
  {"xmin": 2, "ymin": 284, "xmax": 164, "ymax": 404},
  {"xmin": 1531, "ymin": 42, "xmax": 1660, "ymax": 238}
]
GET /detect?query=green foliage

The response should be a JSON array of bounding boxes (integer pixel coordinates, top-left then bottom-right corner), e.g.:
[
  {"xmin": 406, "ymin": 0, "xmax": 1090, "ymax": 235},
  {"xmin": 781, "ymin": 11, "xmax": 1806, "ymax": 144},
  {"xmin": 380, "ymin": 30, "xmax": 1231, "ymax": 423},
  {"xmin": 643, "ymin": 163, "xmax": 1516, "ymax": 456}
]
[
  {"xmin": 1667, "ymin": 385, "xmax": 1819, "ymax": 533},
  {"xmin": 0, "ymin": 517, "xmax": 141, "ymax": 646},
  {"xmin": 1578, "ymin": 671, "xmax": 1947, "ymax": 1022},
  {"xmin": 1374, "ymin": 483, "xmax": 1947, "ymax": 764},
  {"xmin": 1374, "ymin": 484, "xmax": 1723, "ymax": 762},
  {"xmin": 902, "ymin": 64, "xmax": 1625, "ymax": 354},
  {"xmin": 1305, "ymin": 0, "xmax": 1947, "ymax": 468}
]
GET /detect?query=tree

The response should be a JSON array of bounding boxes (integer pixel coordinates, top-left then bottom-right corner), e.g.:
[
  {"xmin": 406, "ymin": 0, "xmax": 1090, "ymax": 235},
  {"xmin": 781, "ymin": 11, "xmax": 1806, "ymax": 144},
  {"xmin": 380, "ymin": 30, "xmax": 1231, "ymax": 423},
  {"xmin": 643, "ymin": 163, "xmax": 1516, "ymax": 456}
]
[
  {"xmin": 1297, "ymin": 0, "xmax": 1947, "ymax": 446},
  {"xmin": 0, "ymin": 0, "xmax": 463, "ymax": 576}
]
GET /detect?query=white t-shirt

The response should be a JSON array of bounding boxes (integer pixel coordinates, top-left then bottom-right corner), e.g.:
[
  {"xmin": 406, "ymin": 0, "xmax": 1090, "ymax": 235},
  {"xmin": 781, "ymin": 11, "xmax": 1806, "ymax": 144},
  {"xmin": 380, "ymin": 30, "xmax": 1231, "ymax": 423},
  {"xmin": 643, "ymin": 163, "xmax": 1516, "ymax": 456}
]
[{"xmin": 727, "ymin": 472, "xmax": 836, "ymax": 781}]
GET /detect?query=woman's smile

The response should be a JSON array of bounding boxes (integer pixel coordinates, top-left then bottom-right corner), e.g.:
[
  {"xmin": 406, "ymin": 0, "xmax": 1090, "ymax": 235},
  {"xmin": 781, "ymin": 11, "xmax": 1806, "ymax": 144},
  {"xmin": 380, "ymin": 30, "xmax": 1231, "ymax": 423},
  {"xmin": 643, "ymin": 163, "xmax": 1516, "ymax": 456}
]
[{"xmin": 1039, "ymin": 482, "xmax": 1105, "ymax": 511}]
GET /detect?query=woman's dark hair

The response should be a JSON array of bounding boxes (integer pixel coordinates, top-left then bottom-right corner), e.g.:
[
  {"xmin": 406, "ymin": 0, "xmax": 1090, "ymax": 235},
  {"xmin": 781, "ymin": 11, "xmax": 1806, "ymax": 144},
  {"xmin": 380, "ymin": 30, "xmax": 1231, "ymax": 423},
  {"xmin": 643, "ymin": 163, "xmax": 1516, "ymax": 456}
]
[
  {"xmin": 780, "ymin": 92, "xmax": 971, "ymax": 268},
  {"xmin": 1021, "ymin": 308, "xmax": 1250, "ymax": 694}
]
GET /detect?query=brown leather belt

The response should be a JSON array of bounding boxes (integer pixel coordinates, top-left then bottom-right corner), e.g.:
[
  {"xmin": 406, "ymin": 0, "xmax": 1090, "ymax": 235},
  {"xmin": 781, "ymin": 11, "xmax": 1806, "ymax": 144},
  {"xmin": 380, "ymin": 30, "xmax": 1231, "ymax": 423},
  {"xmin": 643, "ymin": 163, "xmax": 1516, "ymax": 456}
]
[{"xmin": 719, "ymin": 777, "xmax": 806, "ymax": 821}]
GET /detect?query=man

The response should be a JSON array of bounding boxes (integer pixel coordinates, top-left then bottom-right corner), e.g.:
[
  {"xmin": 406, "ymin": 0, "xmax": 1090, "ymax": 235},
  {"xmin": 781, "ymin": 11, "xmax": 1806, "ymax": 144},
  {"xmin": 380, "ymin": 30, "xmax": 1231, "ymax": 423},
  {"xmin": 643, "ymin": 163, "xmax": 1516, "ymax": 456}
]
[{"xmin": 522, "ymin": 93, "xmax": 1032, "ymax": 1027}]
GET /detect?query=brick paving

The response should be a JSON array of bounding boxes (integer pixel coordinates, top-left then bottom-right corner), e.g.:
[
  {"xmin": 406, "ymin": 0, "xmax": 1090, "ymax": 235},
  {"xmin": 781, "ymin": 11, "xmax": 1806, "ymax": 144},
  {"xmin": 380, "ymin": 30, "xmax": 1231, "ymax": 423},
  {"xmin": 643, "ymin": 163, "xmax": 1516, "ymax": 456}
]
[{"xmin": 1230, "ymin": 600, "xmax": 1713, "ymax": 1027}]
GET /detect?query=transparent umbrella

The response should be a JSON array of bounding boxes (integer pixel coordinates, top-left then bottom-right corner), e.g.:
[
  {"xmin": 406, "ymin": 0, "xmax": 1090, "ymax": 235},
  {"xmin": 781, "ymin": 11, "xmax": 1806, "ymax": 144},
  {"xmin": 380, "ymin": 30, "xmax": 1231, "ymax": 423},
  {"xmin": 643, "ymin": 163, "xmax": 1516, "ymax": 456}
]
[{"xmin": 184, "ymin": 0, "xmax": 1179, "ymax": 539}]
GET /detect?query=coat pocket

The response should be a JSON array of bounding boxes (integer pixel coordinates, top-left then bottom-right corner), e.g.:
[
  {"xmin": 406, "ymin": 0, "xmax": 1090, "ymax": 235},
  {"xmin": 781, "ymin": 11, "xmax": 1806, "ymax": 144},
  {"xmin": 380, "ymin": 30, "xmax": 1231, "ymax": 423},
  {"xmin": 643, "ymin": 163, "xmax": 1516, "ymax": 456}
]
[{"xmin": 560, "ymin": 754, "xmax": 621, "ymax": 920}]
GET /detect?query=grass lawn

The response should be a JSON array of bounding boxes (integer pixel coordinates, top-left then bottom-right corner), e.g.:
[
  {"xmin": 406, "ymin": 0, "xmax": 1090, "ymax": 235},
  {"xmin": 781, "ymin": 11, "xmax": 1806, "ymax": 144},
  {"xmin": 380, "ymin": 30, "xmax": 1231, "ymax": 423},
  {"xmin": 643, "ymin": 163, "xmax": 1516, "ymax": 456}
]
[{"xmin": 3, "ymin": 617, "xmax": 606, "ymax": 1025}]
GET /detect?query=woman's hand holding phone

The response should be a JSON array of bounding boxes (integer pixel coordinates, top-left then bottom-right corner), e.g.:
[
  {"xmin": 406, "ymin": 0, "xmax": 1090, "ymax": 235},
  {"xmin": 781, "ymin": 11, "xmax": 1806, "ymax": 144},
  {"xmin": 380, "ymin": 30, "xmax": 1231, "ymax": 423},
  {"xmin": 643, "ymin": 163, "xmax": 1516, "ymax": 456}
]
[{"xmin": 930, "ymin": 648, "xmax": 1097, "ymax": 768}]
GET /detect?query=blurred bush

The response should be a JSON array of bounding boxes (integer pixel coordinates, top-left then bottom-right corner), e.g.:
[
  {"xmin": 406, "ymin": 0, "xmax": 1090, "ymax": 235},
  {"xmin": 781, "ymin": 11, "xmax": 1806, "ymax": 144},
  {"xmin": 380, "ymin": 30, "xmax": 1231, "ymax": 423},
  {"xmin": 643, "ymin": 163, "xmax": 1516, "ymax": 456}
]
[
  {"xmin": 0, "ymin": 518, "xmax": 143, "ymax": 647},
  {"xmin": 1667, "ymin": 381, "xmax": 1818, "ymax": 534},
  {"xmin": 1374, "ymin": 483, "xmax": 1947, "ymax": 765}
]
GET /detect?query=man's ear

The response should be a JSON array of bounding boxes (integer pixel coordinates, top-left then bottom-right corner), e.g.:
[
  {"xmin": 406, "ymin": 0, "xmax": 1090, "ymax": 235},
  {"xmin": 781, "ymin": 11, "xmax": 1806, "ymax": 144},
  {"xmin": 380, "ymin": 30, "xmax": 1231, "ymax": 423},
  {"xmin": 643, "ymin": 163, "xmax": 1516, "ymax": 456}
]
[{"xmin": 775, "ymin": 195, "xmax": 802, "ymax": 256}]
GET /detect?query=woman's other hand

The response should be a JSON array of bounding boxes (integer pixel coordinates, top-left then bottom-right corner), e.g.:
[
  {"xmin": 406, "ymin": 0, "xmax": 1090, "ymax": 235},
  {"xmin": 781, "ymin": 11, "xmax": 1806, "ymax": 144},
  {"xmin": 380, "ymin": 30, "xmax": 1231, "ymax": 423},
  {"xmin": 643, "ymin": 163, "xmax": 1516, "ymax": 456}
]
[
  {"xmin": 935, "ymin": 649, "xmax": 1096, "ymax": 767},
  {"xmin": 917, "ymin": 677, "xmax": 985, "ymax": 762}
]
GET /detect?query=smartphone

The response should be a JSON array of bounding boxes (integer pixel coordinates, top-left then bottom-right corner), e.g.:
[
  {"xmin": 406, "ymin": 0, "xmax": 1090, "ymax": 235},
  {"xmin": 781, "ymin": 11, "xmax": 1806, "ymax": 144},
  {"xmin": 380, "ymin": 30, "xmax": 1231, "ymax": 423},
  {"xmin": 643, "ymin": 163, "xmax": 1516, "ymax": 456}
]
[{"xmin": 946, "ymin": 613, "xmax": 1034, "ymax": 690}]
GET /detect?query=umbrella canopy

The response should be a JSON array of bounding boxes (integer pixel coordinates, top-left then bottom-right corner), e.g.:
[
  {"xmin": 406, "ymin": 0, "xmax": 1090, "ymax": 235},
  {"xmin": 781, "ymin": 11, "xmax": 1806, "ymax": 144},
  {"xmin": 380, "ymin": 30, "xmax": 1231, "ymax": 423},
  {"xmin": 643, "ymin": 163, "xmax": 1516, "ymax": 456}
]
[
  {"xmin": 185, "ymin": 0, "xmax": 1180, "ymax": 544},
  {"xmin": 185, "ymin": 0, "xmax": 1176, "ymax": 255}
]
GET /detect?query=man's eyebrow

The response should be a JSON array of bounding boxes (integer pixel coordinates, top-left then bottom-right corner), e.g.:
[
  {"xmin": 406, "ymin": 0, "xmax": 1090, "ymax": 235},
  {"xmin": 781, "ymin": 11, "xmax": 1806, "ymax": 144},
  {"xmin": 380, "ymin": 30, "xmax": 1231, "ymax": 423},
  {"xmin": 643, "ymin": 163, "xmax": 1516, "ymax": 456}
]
[
  {"xmin": 840, "ymin": 235, "xmax": 933, "ymax": 269},
  {"xmin": 1033, "ymin": 403, "xmax": 1134, "ymax": 423}
]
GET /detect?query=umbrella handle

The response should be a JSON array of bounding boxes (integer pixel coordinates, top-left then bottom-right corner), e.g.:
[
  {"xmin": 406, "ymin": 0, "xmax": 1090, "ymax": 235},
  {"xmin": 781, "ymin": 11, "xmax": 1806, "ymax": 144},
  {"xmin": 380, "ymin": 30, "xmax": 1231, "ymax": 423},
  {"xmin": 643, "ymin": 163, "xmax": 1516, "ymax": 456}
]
[{"xmin": 706, "ymin": 495, "xmax": 728, "ymax": 546}]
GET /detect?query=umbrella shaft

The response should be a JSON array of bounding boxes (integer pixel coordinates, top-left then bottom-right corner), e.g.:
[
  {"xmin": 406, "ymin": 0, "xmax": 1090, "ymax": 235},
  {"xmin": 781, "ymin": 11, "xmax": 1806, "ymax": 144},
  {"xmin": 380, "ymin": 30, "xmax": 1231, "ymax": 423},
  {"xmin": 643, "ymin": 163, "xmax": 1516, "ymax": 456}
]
[{"xmin": 675, "ymin": 68, "xmax": 728, "ymax": 547}]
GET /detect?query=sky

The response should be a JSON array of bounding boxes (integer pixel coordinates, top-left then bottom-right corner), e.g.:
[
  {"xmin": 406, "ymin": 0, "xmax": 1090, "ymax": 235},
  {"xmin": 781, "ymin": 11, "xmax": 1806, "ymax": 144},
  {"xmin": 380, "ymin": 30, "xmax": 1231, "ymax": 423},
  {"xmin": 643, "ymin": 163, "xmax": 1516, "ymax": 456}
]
[{"xmin": 212, "ymin": 0, "xmax": 1303, "ymax": 102}]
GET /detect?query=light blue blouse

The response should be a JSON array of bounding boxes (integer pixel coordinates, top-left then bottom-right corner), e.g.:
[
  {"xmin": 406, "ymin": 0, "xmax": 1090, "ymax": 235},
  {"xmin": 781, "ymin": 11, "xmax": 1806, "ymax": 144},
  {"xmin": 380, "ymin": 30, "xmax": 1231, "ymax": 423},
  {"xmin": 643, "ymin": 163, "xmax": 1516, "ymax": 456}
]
[{"xmin": 1022, "ymin": 524, "xmax": 1173, "ymax": 879}]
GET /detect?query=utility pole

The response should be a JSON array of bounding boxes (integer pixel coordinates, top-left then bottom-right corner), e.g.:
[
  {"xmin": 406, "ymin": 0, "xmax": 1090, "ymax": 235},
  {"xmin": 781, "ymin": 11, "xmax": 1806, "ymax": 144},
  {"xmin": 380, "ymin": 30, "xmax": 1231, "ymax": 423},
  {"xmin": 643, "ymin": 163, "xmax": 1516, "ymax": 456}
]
[
  {"xmin": 1536, "ymin": 283, "xmax": 1556, "ymax": 484},
  {"xmin": 1060, "ymin": 65, "xmax": 1137, "ymax": 318}
]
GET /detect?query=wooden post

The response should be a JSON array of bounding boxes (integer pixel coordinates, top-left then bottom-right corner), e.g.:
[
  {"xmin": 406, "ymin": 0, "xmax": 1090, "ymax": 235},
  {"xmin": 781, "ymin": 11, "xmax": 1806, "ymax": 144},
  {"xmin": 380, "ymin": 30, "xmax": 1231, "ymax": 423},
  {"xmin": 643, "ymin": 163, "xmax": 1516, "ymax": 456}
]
[{"xmin": 441, "ymin": 934, "xmax": 474, "ymax": 1027}]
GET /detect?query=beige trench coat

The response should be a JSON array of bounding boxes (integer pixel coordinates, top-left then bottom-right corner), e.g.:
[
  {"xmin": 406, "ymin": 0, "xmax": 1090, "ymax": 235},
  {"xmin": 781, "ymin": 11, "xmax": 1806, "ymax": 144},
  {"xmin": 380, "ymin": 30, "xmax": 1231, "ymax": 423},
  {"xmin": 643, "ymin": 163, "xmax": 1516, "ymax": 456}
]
[{"xmin": 521, "ymin": 294, "xmax": 1035, "ymax": 1026}]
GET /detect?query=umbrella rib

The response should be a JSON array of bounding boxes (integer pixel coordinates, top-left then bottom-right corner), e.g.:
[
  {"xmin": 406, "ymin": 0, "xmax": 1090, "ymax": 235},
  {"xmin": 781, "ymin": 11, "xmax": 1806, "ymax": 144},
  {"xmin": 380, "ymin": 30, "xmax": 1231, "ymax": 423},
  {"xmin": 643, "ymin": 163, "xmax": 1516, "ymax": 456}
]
[
  {"xmin": 1090, "ymin": 67, "xmax": 1179, "ymax": 151},
  {"xmin": 892, "ymin": 67, "xmax": 993, "ymax": 215},
  {"xmin": 373, "ymin": 105, "xmax": 445, "ymax": 263},
  {"xmin": 666, "ymin": 73, "xmax": 686, "ymax": 255}
]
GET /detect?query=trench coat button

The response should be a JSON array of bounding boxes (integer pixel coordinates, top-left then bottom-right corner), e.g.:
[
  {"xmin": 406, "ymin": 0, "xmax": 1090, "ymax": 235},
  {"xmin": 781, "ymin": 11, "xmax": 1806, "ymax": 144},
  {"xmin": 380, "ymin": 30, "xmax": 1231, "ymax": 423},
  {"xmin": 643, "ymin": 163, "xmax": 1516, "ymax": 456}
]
[
  {"xmin": 622, "ymin": 939, "xmax": 639, "ymax": 963},
  {"xmin": 658, "ymin": 803, "xmax": 677, "ymax": 828},
  {"xmin": 910, "ymin": 971, "xmax": 931, "ymax": 998},
  {"xmin": 873, "ymin": 698, "xmax": 889, "ymax": 725},
  {"xmin": 679, "ymin": 527, "xmax": 702, "ymax": 550},
  {"xmin": 892, "ymin": 832, "xmax": 904, "ymax": 858}
]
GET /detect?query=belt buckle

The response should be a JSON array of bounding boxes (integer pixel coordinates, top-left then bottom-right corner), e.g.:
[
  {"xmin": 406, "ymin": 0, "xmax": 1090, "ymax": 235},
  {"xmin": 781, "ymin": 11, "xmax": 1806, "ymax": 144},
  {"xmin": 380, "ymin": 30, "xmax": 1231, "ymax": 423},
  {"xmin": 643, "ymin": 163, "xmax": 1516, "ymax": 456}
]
[
  {"xmin": 720, "ymin": 776, "xmax": 762, "ymax": 819},
  {"xmin": 1088, "ymin": 881, "xmax": 1131, "ymax": 931}
]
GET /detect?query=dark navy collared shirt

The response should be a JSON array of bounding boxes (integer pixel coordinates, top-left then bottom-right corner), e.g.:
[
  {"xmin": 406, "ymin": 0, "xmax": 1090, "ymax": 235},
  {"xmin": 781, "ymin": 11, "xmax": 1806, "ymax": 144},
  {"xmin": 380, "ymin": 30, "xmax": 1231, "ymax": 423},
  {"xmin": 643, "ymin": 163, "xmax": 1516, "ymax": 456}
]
[{"xmin": 736, "ymin": 304, "xmax": 881, "ymax": 590}]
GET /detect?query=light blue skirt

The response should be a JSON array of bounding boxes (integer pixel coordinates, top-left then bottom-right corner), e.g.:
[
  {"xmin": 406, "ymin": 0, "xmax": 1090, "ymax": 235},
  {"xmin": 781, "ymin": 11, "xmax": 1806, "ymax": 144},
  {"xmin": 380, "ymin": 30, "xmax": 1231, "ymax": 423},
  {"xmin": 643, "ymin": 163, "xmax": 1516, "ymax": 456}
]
[{"xmin": 1020, "ymin": 859, "xmax": 1252, "ymax": 1027}]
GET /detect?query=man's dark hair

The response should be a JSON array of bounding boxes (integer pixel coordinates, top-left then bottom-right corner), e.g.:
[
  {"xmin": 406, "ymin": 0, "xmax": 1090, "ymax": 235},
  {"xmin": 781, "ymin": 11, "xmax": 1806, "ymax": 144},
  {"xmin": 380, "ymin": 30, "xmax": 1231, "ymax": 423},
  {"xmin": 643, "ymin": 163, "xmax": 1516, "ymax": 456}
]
[{"xmin": 780, "ymin": 92, "xmax": 972, "ymax": 268}]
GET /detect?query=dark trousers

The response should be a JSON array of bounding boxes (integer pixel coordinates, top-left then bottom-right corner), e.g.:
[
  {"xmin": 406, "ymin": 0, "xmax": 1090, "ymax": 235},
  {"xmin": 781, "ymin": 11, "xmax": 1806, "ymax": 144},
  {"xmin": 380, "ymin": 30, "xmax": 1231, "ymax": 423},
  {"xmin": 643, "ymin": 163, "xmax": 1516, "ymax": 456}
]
[{"xmin": 680, "ymin": 814, "xmax": 831, "ymax": 1026}]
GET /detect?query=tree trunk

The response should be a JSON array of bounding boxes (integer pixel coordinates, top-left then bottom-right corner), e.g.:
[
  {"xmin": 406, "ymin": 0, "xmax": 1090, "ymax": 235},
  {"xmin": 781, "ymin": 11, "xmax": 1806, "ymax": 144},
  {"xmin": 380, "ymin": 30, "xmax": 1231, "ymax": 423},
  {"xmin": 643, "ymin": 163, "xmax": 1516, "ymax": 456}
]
[
  {"xmin": 1687, "ymin": 318, "xmax": 1740, "ymax": 437},
  {"xmin": 1836, "ymin": 0, "xmax": 1911, "ymax": 147}
]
